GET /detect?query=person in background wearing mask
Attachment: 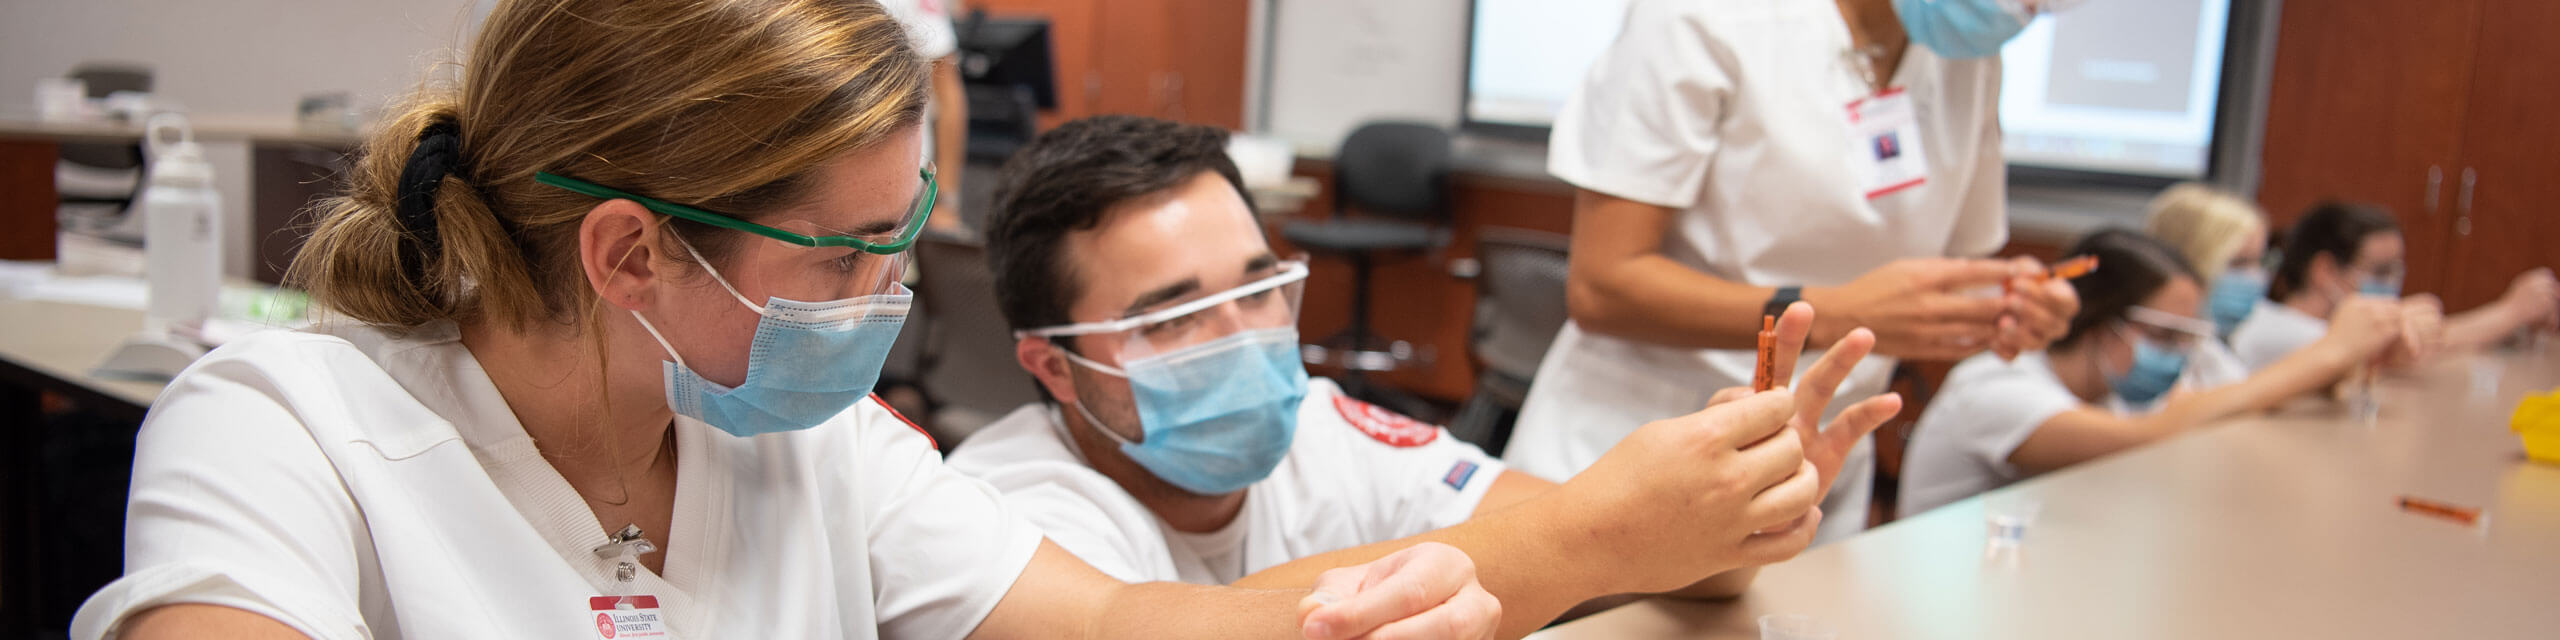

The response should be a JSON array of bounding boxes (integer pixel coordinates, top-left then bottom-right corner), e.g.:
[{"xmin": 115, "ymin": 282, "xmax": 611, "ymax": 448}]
[
  {"xmin": 2230, "ymin": 202, "xmax": 2558, "ymax": 372},
  {"xmin": 1898, "ymin": 230, "xmax": 2413, "ymax": 518},
  {"xmin": 953, "ymin": 116, "xmax": 1906, "ymax": 639},
  {"xmin": 2141, "ymin": 183, "xmax": 2270, "ymax": 392},
  {"xmin": 70, "ymin": 2, "xmax": 1496, "ymax": 638},
  {"xmin": 2144, "ymin": 184, "xmax": 2270, "ymax": 339},
  {"xmin": 1505, "ymin": 0, "xmax": 2082, "ymax": 541}
]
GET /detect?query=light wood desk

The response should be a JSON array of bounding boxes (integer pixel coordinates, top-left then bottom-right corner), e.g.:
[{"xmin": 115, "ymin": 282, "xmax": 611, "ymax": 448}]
[
  {"xmin": 0, "ymin": 115, "xmax": 364, "ymax": 147},
  {"xmin": 0, "ymin": 299, "xmax": 168, "ymax": 413},
  {"xmin": 1537, "ymin": 349, "xmax": 2560, "ymax": 640}
]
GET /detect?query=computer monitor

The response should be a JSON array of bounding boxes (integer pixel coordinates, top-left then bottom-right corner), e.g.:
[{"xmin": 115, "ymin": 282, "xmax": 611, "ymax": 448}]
[
  {"xmin": 958, "ymin": 13, "xmax": 1056, "ymax": 109},
  {"xmin": 958, "ymin": 12, "xmax": 1057, "ymax": 162}
]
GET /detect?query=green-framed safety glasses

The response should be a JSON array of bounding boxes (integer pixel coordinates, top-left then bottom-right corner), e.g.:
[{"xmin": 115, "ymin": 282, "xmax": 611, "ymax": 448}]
[{"xmin": 534, "ymin": 167, "xmax": 936, "ymax": 254}]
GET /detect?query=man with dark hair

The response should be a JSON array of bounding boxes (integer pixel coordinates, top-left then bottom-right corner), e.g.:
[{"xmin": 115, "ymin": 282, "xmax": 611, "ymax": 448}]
[{"xmin": 949, "ymin": 115, "xmax": 1903, "ymax": 638}]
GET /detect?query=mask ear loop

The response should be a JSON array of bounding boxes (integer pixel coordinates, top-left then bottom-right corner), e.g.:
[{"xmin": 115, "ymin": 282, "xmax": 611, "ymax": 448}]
[
  {"xmin": 630, "ymin": 310, "xmax": 693, "ymax": 374},
  {"xmin": 1051, "ymin": 340, "xmax": 1141, "ymax": 446}
]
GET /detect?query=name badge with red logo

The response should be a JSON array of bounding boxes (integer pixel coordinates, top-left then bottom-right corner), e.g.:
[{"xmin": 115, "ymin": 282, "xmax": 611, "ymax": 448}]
[
  {"xmin": 588, "ymin": 595, "xmax": 668, "ymax": 639},
  {"xmin": 1845, "ymin": 88, "xmax": 1928, "ymax": 200}
]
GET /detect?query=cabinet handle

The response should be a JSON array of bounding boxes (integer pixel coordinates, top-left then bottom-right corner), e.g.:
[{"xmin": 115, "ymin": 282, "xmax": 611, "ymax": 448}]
[
  {"xmin": 2424, "ymin": 165, "xmax": 2442, "ymax": 216},
  {"xmin": 2457, "ymin": 167, "xmax": 2476, "ymax": 236}
]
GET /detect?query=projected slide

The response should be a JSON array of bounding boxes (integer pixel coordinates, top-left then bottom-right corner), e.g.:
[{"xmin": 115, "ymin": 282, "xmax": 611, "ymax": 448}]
[
  {"xmin": 1999, "ymin": 0, "xmax": 2230, "ymax": 177},
  {"xmin": 1462, "ymin": 0, "xmax": 2232, "ymax": 179}
]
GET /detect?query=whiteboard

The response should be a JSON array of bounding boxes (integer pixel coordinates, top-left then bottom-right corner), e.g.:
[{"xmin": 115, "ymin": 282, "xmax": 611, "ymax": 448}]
[{"xmin": 1260, "ymin": 0, "xmax": 1468, "ymax": 156}]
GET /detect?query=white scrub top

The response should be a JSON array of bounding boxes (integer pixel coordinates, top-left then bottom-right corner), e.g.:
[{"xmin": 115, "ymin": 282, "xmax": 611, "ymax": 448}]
[
  {"xmin": 73, "ymin": 322, "xmax": 1041, "ymax": 639},
  {"xmin": 945, "ymin": 379, "xmax": 1504, "ymax": 585},
  {"xmin": 1505, "ymin": 0, "xmax": 2008, "ymax": 543},
  {"xmin": 1897, "ymin": 351, "xmax": 2085, "ymax": 519},
  {"xmin": 2229, "ymin": 302, "xmax": 2327, "ymax": 372}
]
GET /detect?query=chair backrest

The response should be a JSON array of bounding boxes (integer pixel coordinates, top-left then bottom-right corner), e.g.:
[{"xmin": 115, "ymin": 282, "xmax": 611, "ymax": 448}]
[
  {"xmin": 912, "ymin": 229, "xmax": 1042, "ymax": 440},
  {"xmin": 1332, "ymin": 121, "xmax": 1452, "ymax": 222},
  {"xmin": 68, "ymin": 63, "xmax": 152, "ymax": 97},
  {"xmin": 59, "ymin": 63, "xmax": 154, "ymax": 172},
  {"xmin": 1470, "ymin": 227, "xmax": 1573, "ymax": 384}
]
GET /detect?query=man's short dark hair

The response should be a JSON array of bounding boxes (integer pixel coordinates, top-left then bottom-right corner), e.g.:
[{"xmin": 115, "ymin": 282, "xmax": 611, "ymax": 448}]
[{"xmin": 985, "ymin": 115, "xmax": 1254, "ymax": 344}]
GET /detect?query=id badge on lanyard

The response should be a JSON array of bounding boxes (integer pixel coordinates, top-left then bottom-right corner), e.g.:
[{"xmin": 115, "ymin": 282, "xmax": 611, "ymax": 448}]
[
  {"xmin": 1846, "ymin": 88, "xmax": 1928, "ymax": 200},
  {"xmin": 588, "ymin": 525, "xmax": 671, "ymax": 639}
]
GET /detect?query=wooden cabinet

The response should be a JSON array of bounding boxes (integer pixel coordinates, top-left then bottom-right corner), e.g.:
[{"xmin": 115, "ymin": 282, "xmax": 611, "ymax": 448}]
[
  {"xmin": 966, "ymin": 0, "xmax": 1250, "ymax": 131},
  {"xmin": 2258, "ymin": 0, "xmax": 2556, "ymax": 312}
]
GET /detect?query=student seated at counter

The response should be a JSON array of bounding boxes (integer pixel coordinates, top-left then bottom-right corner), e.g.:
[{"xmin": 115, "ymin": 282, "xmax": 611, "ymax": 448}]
[
  {"xmin": 1898, "ymin": 229, "xmax": 2415, "ymax": 518},
  {"xmin": 2230, "ymin": 201, "xmax": 2559, "ymax": 372}
]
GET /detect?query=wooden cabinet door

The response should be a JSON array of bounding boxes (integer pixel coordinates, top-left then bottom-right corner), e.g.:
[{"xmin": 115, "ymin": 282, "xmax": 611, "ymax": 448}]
[
  {"xmin": 2257, "ymin": 0, "xmax": 2480, "ymax": 300},
  {"xmin": 1165, "ymin": 0, "xmax": 1250, "ymax": 129},
  {"xmin": 2437, "ymin": 0, "xmax": 2560, "ymax": 313},
  {"xmin": 1092, "ymin": 0, "xmax": 1178, "ymax": 118}
]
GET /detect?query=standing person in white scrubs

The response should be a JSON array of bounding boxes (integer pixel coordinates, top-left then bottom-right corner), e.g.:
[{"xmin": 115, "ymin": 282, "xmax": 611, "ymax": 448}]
[
  {"xmin": 1506, "ymin": 0, "xmax": 2083, "ymax": 541},
  {"xmin": 2230, "ymin": 202, "xmax": 2556, "ymax": 372},
  {"xmin": 1899, "ymin": 230, "xmax": 2411, "ymax": 518},
  {"xmin": 878, "ymin": 0, "xmax": 972, "ymax": 231},
  {"xmin": 952, "ymin": 116, "xmax": 1904, "ymax": 638},
  {"xmin": 69, "ymin": 2, "xmax": 1500, "ymax": 639}
]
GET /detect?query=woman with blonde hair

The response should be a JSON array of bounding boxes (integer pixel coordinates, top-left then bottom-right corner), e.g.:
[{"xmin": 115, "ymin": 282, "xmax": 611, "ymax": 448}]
[
  {"xmin": 69, "ymin": 1, "xmax": 1494, "ymax": 638},
  {"xmin": 2143, "ymin": 183, "xmax": 2269, "ymax": 337}
]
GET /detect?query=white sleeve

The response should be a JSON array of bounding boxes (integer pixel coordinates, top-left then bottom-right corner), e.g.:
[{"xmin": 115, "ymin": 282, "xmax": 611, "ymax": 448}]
[
  {"xmin": 1546, "ymin": 3, "xmax": 1734, "ymax": 209},
  {"xmin": 1374, "ymin": 429, "xmax": 1507, "ymax": 537},
  {"xmin": 1304, "ymin": 393, "xmax": 1508, "ymax": 541},
  {"xmin": 72, "ymin": 357, "xmax": 372, "ymax": 640},
  {"xmin": 986, "ymin": 469, "xmax": 1170, "ymax": 584},
  {"xmin": 855, "ymin": 403, "xmax": 1044, "ymax": 640},
  {"xmin": 1942, "ymin": 58, "xmax": 2011, "ymax": 259},
  {"xmin": 1933, "ymin": 366, "xmax": 2082, "ymax": 477}
]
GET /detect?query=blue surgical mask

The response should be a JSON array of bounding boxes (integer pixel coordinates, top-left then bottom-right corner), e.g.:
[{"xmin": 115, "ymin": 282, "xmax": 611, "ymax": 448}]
[
  {"xmin": 2208, "ymin": 269, "xmax": 2267, "ymax": 337},
  {"xmin": 632, "ymin": 239, "xmax": 911, "ymax": 438},
  {"xmin": 2360, "ymin": 276, "xmax": 2402, "ymax": 298},
  {"xmin": 2108, "ymin": 332, "xmax": 2189, "ymax": 405},
  {"xmin": 1064, "ymin": 327, "xmax": 1309, "ymax": 495},
  {"xmin": 1894, "ymin": 0, "xmax": 2030, "ymax": 59}
]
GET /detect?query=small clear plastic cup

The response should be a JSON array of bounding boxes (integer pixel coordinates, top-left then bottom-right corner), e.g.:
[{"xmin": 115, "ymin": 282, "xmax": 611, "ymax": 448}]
[
  {"xmin": 1759, "ymin": 614, "xmax": 1839, "ymax": 640},
  {"xmin": 1984, "ymin": 494, "xmax": 2042, "ymax": 548}
]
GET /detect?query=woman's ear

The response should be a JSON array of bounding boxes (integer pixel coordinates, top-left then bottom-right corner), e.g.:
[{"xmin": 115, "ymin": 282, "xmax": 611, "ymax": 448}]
[{"xmin": 582, "ymin": 199, "xmax": 664, "ymax": 311}]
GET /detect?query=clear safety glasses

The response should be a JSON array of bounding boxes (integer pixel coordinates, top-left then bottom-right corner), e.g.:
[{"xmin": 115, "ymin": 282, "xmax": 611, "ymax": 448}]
[
  {"xmin": 1018, "ymin": 260, "xmax": 1309, "ymax": 364},
  {"xmin": 2124, "ymin": 305, "xmax": 2217, "ymax": 351},
  {"xmin": 538, "ymin": 167, "xmax": 934, "ymax": 303}
]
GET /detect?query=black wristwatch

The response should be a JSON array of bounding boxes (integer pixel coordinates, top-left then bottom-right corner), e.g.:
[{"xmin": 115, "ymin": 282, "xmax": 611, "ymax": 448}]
[{"xmin": 1763, "ymin": 286, "xmax": 1803, "ymax": 318}]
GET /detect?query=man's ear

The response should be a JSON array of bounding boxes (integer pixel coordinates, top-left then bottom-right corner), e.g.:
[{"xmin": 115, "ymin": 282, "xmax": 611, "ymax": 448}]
[
  {"xmin": 1018, "ymin": 336, "xmax": 1083, "ymax": 402},
  {"xmin": 582, "ymin": 199, "xmax": 665, "ymax": 311}
]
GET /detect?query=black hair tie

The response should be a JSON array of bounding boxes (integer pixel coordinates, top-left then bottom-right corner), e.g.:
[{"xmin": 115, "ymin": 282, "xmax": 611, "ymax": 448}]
[{"xmin": 395, "ymin": 118, "xmax": 465, "ymax": 261}]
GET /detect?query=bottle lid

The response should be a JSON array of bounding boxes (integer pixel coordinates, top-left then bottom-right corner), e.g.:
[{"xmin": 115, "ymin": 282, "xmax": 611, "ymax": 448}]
[{"xmin": 145, "ymin": 112, "xmax": 214, "ymax": 188}]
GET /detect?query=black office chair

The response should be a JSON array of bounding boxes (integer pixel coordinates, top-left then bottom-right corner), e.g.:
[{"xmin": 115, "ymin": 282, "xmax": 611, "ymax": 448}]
[
  {"xmin": 56, "ymin": 63, "xmax": 155, "ymax": 243},
  {"xmin": 1446, "ymin": 227, "xmax": 1571, "ymax": 456},
  {"xmin": 911, "ymin": 228, "xmax": 1043, "ymax": 445},
  {"xmin": 1283, "ymin": 122, "xmax": 1453, "ymax": 400}
]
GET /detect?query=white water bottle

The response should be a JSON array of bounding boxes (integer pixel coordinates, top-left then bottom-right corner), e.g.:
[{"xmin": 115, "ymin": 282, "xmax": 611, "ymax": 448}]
[{"xmin": 137, "ymin": 113, "xmax": 222, "ymax": 339}]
